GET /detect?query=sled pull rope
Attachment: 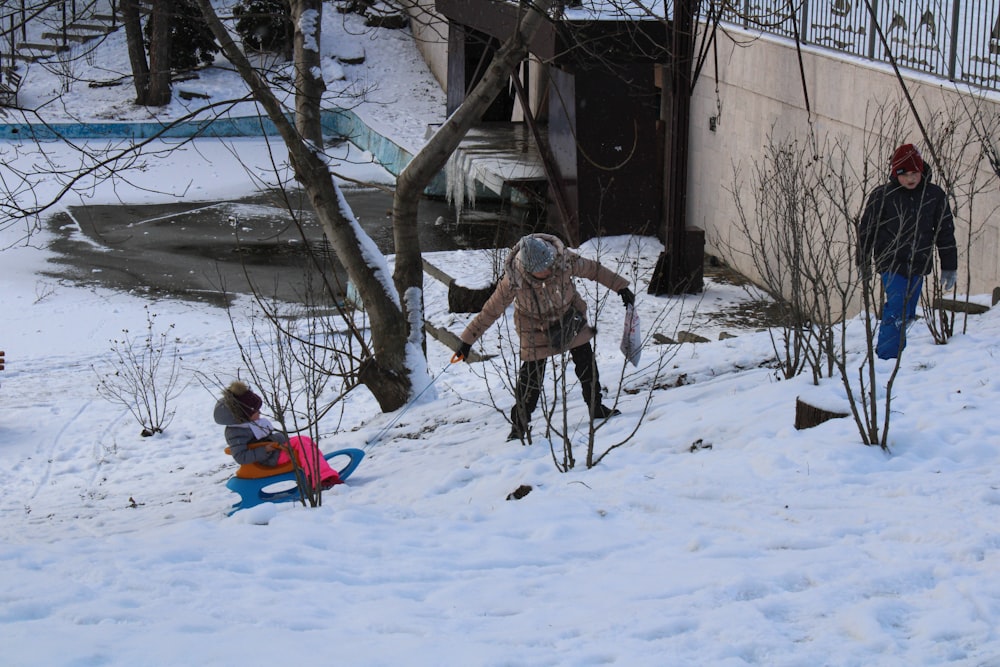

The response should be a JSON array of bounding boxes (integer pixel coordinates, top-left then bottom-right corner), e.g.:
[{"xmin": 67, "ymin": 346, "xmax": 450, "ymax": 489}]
[{"xmin": 365, "ymin": 363, "xmax": 452, "ymax": 448}]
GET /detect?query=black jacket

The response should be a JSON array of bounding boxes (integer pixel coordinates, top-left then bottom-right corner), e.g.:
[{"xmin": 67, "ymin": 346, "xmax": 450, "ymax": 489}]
[{"xmin": 858, "ymin": 164, "xmax": 957, "ymax": 277}]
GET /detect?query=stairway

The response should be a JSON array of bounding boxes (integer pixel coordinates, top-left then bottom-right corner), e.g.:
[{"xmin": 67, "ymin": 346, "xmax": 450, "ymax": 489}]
[{"xmin": 4, "ymin": 2, "xmax": 121, "ymax": 64}]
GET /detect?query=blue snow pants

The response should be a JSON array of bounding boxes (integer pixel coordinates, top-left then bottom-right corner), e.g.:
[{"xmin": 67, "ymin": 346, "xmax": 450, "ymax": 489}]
[{"xmin": 876, "ymin": 272, "xmax": 924, "ymax": 360}]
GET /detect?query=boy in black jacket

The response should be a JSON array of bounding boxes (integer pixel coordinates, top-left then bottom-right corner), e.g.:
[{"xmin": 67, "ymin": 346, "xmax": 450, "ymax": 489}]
[{"xmin": 858, "ymin": 143, "xmax": 958, "ymax": 359}]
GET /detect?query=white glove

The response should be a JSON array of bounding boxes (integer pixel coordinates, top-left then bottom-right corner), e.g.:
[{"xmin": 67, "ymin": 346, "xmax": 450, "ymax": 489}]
[{"xmin": 941, "ymin": 270, "xmax": 957, "ymax": 292}]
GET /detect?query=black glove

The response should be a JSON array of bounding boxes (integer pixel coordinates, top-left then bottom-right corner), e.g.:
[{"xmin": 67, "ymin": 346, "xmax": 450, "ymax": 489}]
[
  {"xmin": 618, "ymin": 287, "xmax": 635, "ymax": 308},
  {"xmin": 454, "ymin": 341, "xmax": 472, "ymax": 363}
]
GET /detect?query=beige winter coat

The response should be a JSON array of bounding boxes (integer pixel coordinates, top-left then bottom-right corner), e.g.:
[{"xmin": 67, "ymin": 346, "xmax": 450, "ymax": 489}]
[{"xmin": 460, "ymin": 234, "xmax": 629, "ymax": 362}]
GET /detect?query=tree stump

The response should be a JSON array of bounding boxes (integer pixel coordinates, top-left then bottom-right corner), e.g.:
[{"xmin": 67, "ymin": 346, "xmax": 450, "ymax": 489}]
[
  {"xmin": 794, "ymin": 397, "xmax": 848, "ymax": 430},
  {"xmin": 421, "ymin": 257, "xmax": 495, "ymax": 314},
  {"xmin": 448, "ymin": 281, "xmax": 496, "ymax": 314}
]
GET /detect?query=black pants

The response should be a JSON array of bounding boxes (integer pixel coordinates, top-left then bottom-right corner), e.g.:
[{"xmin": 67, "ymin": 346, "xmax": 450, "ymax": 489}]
[{"xmin": 511, "ymin": 342, "xmax": 601, "ymax": 430}]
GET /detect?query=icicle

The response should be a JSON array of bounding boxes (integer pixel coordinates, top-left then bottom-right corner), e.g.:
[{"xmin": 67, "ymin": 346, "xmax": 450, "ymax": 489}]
[
  {"xmin": 445, "ymin": 147, "xmax": 480, "ymax": 225},
  {"xmin": 445, "ymin": 150, "xmax": 465, "ymax": 221}
]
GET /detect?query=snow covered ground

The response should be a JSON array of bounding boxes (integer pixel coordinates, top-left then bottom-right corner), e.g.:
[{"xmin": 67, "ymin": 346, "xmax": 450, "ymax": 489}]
[{"xmin": 2, "ymin": 4, "xmax": 1000, "ymax": 666}]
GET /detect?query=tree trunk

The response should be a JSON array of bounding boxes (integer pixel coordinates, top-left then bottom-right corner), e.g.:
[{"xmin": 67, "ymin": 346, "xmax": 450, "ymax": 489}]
[
  {"xmin": 147, "ymin": 0, "xmax": 174, "ymax": 106},
  {"xmin": 195, "ymin": 0, "xmax": 412, "ymax": 411},
  {"xmin": 293, "ymin": 0, "xmax": 324, "ymax": 146},
  {"xmin": 391, "ymin": 0, "xmax": 553, "ymax": 345},
  {"xmin": 195, "ymin": 0, "xmax": 552, "ymax": 411},
  {"xmin": 123, "ymin": 0, "xmax": 151, "ymax": 104}
]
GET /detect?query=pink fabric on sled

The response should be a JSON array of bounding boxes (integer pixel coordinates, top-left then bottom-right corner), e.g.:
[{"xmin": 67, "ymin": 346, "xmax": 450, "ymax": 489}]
[{"xmin": 276, "ymin": 436, "xmax": 342, "ymax": 487}]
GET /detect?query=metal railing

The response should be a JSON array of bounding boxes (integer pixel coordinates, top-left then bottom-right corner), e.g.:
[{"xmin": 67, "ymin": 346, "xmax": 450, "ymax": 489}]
[
  {"xmin": 4, "ymin": 1, "xmax": 999, "ymax": 94},
  {"xmin": 717, "ymin": 0, "xmax": 1000, "ymax": 93}
]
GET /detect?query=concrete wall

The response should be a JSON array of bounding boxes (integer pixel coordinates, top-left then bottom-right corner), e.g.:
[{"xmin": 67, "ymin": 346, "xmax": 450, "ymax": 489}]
[
  {"xmin": 407, "ymin": 4, "xmax": 551, "ymax": 119},
  {"xmin": 408, "ymin": 0, "xmax": 450, "ymax": 91},
  {"xmin": 689, "ymin": 27, "xmax": 1000, "ymax": 299}
]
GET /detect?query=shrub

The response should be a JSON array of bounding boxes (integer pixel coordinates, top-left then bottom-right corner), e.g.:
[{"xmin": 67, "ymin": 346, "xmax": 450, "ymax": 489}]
[
  {"xmin": 234, "ymin": 0, "xmax": 294, "ymax": 55},
  {"xmin": 93, "ymin": 306, "xmax": 185, "ymax": 437},
  {"xmin": 144, "ymin": 0, "xmax": 220, "ymax": 72}
]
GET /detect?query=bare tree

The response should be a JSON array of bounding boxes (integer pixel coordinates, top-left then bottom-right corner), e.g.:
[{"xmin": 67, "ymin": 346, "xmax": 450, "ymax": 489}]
[
  {"xmin": 93, "ymin": 305, "xmax": 186, "ymax": 437},
  {"xmin": 121, "ymin": 0, "xmax": 173, "ymax": 105},
  {"xmin": 205, "ymin": 205, "xmax": 372, "ymax": 504},
  {"xmin": 146, "ymin": 0, "xmax": 174, "ymax": 106},
  {"xmin": 834, "ymin": 112, "xmax": 901, "ymax": 449},
  {"xmin": 222, "ymin": 289, "xmax": 354, "ymax": 507},
  {"xmin": 191, "ymin": 0, "xmax": 561, "ymax": 412},
  {"xmin": 726, "ymin": 133, "xmax": 825, "ymax": 383},
  {"xmin": 465, "ymin": 238, "xmax": 692, "ymax": 471},
  {"xmin": 391, "ymin": 0, "xmax": 555, "ymax": 352},
  {"xmin": 292, "ymin": 0, "xmax": 324, "ymax": 146},
  {"xmin": 720, "ymin": 114, "xmax": 901, "ymax": 448},
  {"xmin": 918, "ymin": 98, "xmax": 1000, "ymax": 341},
  {"xmin": 122, "ymin": 0, "xmax": 153, "ymax": 102}
]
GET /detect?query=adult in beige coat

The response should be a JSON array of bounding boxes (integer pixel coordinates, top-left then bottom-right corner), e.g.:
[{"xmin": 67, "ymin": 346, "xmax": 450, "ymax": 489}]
[{"xmin": 455, "ymin": 233, "xmax": 634, "ymax": 441}]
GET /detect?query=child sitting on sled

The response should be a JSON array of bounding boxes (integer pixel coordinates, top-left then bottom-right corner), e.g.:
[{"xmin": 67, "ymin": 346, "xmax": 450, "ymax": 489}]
[{"xmin": 214, "ymin": 381, "xmax": 342, "ymax": 489}]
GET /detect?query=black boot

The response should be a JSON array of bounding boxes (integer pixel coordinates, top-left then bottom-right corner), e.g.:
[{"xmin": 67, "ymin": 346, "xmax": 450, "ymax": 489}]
[
  {"xmin": 571, "ymin": 343, "xmax": 619, "ymax": 421},
  {"xmin": 509, "ymin": 359, "xmax": 544, "ymax": 443},
  {"xmin": 590, "ymin": 403, "xmax": 621, "ymax": 420},
  {"xmin": 507, "ymin": 423, "xmax": 531, "ymax": 441},
  {"xmin": 508, "ymin": 406, "xmax": 531, "ymax": 442}
]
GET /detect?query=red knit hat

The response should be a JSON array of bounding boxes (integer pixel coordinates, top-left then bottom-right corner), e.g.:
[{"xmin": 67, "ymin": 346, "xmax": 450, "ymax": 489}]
[{"xmin": 890, "ymin": 144, "xmax": 924, "ymax": 176}]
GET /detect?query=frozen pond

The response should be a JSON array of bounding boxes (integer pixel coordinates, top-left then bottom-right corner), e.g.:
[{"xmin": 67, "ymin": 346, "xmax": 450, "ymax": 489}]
[{"xmin": 45, "ymin": 188, "xmax": 524, "ymax": 306}]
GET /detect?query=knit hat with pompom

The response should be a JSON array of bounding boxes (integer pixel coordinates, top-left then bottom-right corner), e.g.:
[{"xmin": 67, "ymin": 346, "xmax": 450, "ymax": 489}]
[{"xmin": 225, "ymin": 381, "xmax": 262, "ymax": 421}]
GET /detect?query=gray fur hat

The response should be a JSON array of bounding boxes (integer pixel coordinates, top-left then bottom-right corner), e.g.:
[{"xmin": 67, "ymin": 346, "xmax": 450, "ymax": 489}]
[{"xmin": 519, "ymin": 236, "xmax": 556, "ymax": 273}]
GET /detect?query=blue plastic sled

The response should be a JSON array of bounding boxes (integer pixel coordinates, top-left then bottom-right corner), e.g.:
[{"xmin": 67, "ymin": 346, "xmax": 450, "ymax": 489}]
[{"xmin": 225, "ymin": 448, "xmax": 365, "ymax": 515}]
